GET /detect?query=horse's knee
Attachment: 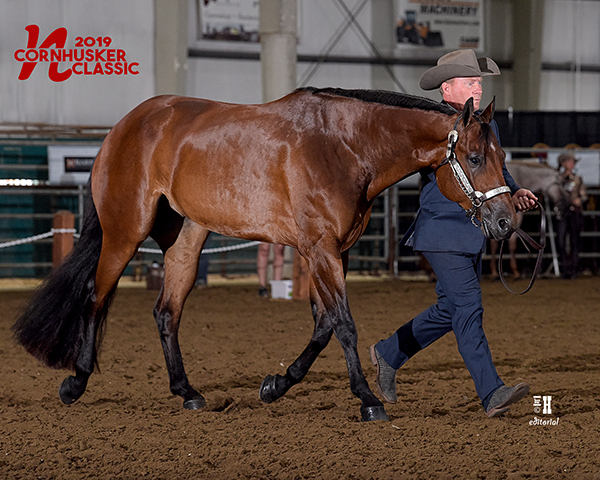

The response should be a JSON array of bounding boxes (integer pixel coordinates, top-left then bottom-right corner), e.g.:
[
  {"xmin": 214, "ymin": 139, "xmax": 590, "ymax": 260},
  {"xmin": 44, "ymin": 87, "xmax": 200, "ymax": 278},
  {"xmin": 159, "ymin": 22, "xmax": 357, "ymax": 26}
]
[
  {"xmin": 330, "ymin": 314, "xmax": 358, "ymax": 348},
  {"xmin": 312, "ymin": 320, "xmax": 333, "ymax": 346}
]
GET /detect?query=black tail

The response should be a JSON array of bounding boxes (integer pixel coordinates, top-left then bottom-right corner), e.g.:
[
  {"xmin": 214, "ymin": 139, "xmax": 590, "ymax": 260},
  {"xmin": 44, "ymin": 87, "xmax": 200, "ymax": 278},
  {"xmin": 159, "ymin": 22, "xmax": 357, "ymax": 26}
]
[{"xmin": 12, "ymin": 184, "xmax": 114, "ymax": 370}]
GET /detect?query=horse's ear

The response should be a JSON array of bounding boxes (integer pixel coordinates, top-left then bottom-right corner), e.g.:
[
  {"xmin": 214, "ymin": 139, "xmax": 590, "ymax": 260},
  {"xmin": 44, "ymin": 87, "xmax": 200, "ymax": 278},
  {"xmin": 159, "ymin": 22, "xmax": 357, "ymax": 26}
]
[
  {"xmin": 462, "ymin": 97, "xmax": 474, "ymax": 127},
  {"xmin": 480, "ymin": 96, "xmax": 496, "ymax": 123}
]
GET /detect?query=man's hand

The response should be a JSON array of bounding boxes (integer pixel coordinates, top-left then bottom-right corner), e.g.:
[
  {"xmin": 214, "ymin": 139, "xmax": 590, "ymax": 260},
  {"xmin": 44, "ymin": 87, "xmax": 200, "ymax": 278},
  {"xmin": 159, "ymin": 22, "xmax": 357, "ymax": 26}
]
[{"xmin": 512, "ymin": 188, "xmax": 538, "ymax": 212}]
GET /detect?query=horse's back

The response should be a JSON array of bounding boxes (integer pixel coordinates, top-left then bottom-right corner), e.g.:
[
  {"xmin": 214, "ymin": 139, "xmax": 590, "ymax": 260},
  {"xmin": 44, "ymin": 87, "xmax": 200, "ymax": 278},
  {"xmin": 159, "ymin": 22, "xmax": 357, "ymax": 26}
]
[
  {"xmin": 90, "ymin": 90, "xmax": 380, "ymax": 246},
  {"xmin": 91, "ymin": 94, "xmax": 309, "ymax": 244}
]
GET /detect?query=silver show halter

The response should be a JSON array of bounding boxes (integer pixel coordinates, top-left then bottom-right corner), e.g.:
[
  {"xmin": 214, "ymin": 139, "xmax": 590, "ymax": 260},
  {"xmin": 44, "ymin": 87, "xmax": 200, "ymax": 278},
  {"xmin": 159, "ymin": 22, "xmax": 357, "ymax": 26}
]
[{"xmin": 437, "ymin": 114, "xmax": 511, "ymax": 225}]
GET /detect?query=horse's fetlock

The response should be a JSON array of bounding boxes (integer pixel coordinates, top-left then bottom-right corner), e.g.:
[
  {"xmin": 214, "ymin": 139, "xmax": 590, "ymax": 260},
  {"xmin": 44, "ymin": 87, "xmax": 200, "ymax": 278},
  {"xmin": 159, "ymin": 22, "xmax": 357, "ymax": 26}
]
[{"xmin": 286, "ymin": 367, "xmax": 303, "ymax": 384}]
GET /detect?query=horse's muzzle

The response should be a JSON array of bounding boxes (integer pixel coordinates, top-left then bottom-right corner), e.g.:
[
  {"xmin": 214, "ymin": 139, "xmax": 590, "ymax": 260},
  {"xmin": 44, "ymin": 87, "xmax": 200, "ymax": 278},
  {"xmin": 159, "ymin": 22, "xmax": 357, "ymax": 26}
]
[{"xmin": 480, "ymin": 202, "xmax": 518, "ymax": 241}]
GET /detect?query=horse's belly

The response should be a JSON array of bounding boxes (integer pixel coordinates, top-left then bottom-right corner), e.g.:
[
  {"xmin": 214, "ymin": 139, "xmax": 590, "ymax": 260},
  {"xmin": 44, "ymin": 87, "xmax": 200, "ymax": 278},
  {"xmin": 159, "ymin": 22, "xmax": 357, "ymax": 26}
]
[{"xmin": 165, "ymin": 186, "xmax": 298, "ymax": 247}]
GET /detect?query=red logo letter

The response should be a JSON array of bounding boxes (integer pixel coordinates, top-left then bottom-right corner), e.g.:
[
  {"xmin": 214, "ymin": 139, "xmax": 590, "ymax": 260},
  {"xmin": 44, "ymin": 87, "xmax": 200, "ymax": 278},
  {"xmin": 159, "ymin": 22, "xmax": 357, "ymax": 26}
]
[{"xmin": 17, "ymin": 25, "xmax": 72, "ymax": 82}]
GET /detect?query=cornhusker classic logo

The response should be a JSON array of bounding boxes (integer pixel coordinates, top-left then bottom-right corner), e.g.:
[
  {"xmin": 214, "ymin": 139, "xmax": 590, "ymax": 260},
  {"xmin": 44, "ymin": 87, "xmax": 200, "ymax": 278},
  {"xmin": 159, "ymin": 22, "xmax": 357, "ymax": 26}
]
[{"xmin": 14, "ymin": 25, "xmax": 139, "ymax": 82}]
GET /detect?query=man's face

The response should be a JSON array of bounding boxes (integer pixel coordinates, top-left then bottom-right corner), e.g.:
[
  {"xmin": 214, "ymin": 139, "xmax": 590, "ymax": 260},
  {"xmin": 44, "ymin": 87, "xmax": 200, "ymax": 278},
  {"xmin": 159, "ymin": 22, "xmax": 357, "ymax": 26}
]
[{"xmin": 442, "ymin": 76, "xmax": 483, "ymax": 110}]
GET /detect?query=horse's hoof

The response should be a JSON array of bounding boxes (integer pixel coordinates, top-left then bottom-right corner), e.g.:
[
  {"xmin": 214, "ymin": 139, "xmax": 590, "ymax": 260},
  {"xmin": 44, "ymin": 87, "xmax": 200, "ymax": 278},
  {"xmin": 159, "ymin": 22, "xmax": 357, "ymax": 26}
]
[
  {"xmin": 183, "ymin": 397, "xmax": 207, "ymax": 410},
  {"xmin": 360, "ymin": 405, "xmax": 390, "ymax": 422},
  {"xmin": 59, "ymin": 376, "xmax": 80, "ymax": 405},
  {"xmin": 259, "ymin": 375, "xmax": 280, "ymax": 404}
]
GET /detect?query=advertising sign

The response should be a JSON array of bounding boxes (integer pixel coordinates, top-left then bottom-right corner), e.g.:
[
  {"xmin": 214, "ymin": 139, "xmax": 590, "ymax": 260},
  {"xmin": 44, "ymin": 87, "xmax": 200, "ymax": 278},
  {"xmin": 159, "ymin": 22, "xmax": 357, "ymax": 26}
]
[
  {"xmin": 47, "ymin": 145, "xmax": 100, "ymax": 185},
  {"xmin": 396, "ymin": 0, "xmax": 484, "ymax": 51},
  {"xmin": 198, "ymin": 0, "xmax": 260, "ymax": 43}
]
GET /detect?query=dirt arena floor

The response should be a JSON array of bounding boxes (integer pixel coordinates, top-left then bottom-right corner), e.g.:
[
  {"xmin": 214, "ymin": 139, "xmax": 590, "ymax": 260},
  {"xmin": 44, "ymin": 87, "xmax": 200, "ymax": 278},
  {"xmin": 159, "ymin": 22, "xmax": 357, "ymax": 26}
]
[{"xmin": 2, "ymin": 275, "xmax": 600, "ymax": 479}]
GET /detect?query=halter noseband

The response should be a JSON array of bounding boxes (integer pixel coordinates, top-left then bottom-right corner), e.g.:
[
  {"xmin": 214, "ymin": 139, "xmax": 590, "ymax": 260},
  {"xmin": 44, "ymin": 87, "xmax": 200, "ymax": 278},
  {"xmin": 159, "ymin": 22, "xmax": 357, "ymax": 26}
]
[{"xmin": 436, "ymin": 114, "xmax": 511, "ymax": 225}]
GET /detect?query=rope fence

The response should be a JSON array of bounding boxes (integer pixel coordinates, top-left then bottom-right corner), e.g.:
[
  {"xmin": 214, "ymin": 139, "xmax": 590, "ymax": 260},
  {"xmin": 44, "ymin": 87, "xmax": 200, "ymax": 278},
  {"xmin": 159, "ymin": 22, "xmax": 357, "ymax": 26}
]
[
  {"xmin": 0, "ymin": 229, "xmax": 261, "ymax": 255},
  {"xmin": 0, "ymin": 228, "xmax": 76, "ymax": 249},
  {"xmin": 137, "ymin": 241, "xmax": 262, "ymax": 255}
]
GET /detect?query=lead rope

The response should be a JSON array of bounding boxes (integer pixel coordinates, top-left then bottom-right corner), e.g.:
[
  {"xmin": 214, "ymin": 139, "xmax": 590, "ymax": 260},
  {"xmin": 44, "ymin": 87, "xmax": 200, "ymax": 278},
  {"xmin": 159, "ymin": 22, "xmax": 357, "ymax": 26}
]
[{"xmin": 498, "ymin": 200, "xmax": 546, "ymax": 295}]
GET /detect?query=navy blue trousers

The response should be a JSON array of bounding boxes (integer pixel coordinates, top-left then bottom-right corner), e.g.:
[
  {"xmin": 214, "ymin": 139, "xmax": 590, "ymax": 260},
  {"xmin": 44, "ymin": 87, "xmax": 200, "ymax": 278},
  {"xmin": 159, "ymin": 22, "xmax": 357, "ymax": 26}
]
[{"xmin": 376, "ymin": 250, "xmax": 503, "ymax": 407}]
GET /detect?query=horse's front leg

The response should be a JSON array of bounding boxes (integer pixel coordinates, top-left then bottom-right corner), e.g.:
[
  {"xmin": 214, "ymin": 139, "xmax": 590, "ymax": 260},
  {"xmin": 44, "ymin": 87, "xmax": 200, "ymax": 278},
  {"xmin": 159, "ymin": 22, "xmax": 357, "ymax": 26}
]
[
  {"xmin": 260, "ymin": 247, "xmax": 388, "ymax": 422},
  {"xmin": 259, "ymin": 300, "xmax": 334, "ymax": 403},
  {"xmin": 260, "ymin": 250, "xmax": 351, "ymax": 402},
  {"xmin": 153, "ymin": 220, "xmax": 209, "ymax": 410},
  {"xmin": 327, "ymin": 287, "xmax": 388, "ymax": 421}
]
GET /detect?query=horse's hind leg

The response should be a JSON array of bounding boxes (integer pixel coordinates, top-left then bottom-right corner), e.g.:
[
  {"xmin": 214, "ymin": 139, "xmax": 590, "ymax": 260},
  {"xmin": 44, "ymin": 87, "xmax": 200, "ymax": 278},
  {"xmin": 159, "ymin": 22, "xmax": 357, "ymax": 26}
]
[
  {"xmin": 153, "ymin": 218, "xmax": 209, "ymax": 410},
  {"xmin": 59, "ymin": 236, "xmax": 140, "ymax": 405}
]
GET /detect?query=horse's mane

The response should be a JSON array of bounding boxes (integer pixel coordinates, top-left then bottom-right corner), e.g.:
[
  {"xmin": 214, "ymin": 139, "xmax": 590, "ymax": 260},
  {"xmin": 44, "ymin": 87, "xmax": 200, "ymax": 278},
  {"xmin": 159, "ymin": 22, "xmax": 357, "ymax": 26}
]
[
  {"xmin": 299, "ymin": 87, "xmax": 497, "ymax": 144},
  {"xmin": 297, "ymin": 86, "xmax": 456, "ymax": 116}
]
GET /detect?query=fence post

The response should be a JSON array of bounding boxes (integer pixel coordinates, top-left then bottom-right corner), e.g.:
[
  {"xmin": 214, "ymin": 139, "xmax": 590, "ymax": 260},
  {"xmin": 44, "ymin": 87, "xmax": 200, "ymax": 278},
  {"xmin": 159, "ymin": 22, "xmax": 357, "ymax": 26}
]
[{"xmin": 52, "ymin": 210, "xmax": 74, "ymax": 267}]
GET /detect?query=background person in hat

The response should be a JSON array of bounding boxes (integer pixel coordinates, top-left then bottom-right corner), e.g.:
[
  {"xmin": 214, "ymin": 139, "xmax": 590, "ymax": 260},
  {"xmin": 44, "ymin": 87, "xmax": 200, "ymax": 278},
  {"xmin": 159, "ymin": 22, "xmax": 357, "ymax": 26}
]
[
  {"xmin": 370, "ymin": 49, "xmax": 538, "ymax": 417},
  {"xmin": 555, "ymin": 151, "xmax": 588, "ymax": 278}
]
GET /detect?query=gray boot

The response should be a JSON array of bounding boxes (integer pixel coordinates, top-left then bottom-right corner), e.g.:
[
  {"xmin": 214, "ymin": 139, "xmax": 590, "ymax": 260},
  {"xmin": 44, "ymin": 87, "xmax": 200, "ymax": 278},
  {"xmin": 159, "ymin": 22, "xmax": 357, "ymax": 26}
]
[
  {"xmin": 369, "ymin": 345, "xmax": 397, "ymax": 404},
  {"xmin": 485, "ymin": 383, "xmax": 530, "ymax": 417}
]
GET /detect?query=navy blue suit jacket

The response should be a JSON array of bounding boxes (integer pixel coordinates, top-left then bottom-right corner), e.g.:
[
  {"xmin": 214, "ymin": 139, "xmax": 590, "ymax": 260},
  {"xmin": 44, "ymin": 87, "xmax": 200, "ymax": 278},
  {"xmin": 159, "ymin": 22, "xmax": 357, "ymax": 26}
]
[{"xmin": 405, "ymin": 119, "xmax": 520, "ymax": 254}]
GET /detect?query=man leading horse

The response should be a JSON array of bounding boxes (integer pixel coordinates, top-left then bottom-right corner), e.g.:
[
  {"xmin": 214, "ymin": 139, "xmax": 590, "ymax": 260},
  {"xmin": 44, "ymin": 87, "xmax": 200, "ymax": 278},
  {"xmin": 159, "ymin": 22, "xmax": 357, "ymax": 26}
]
[{"xmin": 370, "ymin": 49, "xmax": 538, "ymax": 417}]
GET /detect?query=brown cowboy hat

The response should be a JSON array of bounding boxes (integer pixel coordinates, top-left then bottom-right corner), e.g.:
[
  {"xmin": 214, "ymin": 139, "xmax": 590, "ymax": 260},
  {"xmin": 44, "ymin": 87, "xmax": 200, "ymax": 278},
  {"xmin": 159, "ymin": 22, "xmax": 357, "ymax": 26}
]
[{"xmin": 419, "ymin": 49, "xmax": 500, "ymax": 91}]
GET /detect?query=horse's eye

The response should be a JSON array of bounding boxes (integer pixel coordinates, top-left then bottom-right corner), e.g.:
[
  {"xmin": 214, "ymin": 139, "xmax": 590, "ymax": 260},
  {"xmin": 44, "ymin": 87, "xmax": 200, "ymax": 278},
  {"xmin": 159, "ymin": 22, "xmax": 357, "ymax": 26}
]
[{"xmin": 468, "ymin": 155, "xmax": 483, "ymax": 167}]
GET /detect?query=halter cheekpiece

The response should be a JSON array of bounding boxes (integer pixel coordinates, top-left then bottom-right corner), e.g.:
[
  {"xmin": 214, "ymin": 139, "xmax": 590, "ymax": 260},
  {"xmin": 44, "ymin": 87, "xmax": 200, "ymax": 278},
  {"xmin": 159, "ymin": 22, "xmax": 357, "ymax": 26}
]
[{"xmin": 437, "ymin": 114, "xmax": 511, "ymax": 226}]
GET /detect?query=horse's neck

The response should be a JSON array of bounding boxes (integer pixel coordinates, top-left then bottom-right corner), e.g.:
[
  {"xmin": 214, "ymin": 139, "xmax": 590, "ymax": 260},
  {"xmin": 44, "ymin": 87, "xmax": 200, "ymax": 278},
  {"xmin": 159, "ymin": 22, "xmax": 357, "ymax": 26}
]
[{"xmin": 362, "ymin": 107, "xmax": 451, "ymax": 200}]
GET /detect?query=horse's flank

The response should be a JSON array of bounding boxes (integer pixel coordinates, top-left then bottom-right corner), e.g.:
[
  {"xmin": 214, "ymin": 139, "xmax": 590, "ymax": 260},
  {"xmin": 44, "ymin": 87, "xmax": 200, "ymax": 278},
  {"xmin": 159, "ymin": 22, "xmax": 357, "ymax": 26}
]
[{"xmin": 92, "ymin": 89, "xmax": 455, "ymax": 253}]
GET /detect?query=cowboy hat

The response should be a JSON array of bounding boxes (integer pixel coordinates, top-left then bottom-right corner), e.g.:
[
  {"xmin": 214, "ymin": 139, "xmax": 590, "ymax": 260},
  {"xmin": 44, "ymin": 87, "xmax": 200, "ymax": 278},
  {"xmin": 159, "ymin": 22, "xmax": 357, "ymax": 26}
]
[
  {"xmin": 558, "ymin": 152, "xmax": 579, "ymax": 165},
  {"xmin": 419, "ymin": 49, "xmax": 500, "ymax": 91}
]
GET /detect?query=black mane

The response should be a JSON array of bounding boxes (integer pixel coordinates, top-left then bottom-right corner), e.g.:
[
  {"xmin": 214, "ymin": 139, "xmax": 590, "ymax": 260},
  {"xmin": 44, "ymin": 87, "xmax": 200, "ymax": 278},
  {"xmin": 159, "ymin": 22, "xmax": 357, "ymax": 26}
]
[{"xmin": 297, "ymin": 86, "xmax": 456, "ymax": 116}]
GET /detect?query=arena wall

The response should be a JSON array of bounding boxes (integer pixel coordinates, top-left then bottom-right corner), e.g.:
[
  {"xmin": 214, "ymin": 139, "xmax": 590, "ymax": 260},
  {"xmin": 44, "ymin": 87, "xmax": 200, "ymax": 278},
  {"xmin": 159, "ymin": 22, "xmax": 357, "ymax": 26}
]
[{"xmin": 0, "ymin": 0, "xmax": 599, "ymax": 127}]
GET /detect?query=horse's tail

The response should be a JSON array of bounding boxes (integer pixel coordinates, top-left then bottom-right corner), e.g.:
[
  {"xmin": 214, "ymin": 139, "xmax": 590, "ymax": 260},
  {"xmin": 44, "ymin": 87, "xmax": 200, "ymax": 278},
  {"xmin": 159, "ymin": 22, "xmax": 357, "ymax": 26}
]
[{"xmin": 12, "ymin": 182, "xmax": 113, "ymax": 371}]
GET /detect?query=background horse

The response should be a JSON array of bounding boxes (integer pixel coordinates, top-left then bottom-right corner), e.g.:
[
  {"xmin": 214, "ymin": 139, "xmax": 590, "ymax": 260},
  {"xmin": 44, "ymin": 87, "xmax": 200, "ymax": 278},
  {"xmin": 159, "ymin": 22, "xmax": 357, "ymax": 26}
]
[
  {"xmin": 507, "ymin": 160, "xmax": 560, "ymax": 197},
  {"xmin": 490, "ymin": 160, "xmax": 560, "ymax": 278},
  {"xmin": 13, "ymin": 87, "xmax": 518, "ymax": 422}
]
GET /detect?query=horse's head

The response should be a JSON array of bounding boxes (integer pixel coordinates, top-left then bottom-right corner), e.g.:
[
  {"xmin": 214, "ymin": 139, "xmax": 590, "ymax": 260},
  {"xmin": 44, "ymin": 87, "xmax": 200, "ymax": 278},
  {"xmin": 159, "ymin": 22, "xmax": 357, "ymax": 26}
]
[{"xmin": 434, "ymin": 98, "xmax": 519, "ymax": 241}]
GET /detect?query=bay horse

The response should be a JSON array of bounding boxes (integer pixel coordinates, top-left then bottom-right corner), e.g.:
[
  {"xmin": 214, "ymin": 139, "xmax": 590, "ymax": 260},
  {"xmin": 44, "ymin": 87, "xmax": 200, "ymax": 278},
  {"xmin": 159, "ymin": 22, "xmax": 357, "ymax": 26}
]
[{"xmin": 13, "ymin": 87, "xmax": 518, "ymax": 422}]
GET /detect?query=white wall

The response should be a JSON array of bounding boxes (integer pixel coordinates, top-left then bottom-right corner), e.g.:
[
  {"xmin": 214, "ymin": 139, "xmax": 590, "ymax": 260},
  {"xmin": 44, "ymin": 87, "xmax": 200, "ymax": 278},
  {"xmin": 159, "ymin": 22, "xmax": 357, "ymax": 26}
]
[
  {"xmin": 1, "ymin": 0, "xmax": 599, "ymax": 126},
  {"xmin": 188, "ymin": 0, "xmax": 600, "ymax": 111},
  {"xmin": 540, "ymin": 0, "xmax": 600, "ymax": 111},
  {"xmin": 186, "ymin": 1, "xmax": 377, "ymax": 104},
  {"xmin": 0, "ymin": 0, "xmax": 154, "ymax": 125},
  {"xmin": 187, "ymin": 58, "xmax": 262, "ymax": 104}
]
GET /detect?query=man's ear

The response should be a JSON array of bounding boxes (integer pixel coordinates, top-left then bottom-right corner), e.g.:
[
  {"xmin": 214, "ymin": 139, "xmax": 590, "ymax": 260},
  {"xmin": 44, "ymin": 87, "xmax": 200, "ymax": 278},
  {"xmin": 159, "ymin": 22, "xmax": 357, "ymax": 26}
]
[
  {"xmin": 441, "ymin": 82, "xmax": 449, "ymax": 97},
  {"xmin": 462, "ymin": 97, "xmax": 474, "ymax": 127},
  {"xmin": 480, "ymin": 97, "xmax": 496, "ymax": 123}
]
